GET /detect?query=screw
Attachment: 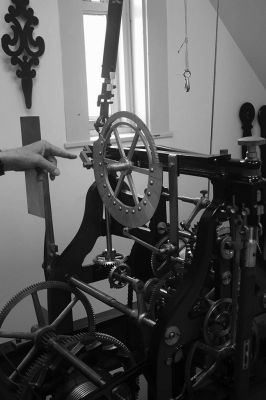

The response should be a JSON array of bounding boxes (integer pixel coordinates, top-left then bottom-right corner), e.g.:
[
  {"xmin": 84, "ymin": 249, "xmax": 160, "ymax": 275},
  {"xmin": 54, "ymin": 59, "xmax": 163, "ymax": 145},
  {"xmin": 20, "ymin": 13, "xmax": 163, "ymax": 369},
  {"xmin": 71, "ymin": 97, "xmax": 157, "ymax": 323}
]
[
  {"xmin": 164, "ymin": 326, "xmax": 180, "ymax": 346},
  {"xmin": 222, "ymin": 271, "xmax": 231, "ymax": 285},
  {"xmin": 157, "ymin": 222, "xmax": 167, "ymax": 235}
]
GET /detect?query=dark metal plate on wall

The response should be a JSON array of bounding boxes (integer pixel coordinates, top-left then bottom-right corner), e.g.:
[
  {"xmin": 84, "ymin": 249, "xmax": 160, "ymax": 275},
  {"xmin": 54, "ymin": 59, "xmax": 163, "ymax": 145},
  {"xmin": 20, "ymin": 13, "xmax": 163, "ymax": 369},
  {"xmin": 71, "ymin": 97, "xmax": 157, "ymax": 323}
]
[{"xmin": 1, "ymin": 0, "xmax": 45, "ymax": 109}]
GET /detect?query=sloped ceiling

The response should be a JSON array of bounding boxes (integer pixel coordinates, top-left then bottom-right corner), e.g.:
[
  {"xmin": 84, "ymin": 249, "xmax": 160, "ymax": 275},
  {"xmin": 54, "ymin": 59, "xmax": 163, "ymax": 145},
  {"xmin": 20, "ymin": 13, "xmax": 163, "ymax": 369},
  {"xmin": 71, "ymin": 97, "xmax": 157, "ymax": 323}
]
[{"xmin": 209, "ymin": 0, "xmax": 266, "ymax": 89}]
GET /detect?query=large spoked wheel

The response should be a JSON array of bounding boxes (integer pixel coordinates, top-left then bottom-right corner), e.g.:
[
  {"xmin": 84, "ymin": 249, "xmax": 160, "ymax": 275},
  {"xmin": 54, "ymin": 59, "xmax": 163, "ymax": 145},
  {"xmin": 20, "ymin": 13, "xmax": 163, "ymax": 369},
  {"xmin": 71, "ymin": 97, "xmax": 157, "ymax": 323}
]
[
  {"xmin": 0, "ymin": 281, "xmax": 95, "ymax": 391},
  {"xmin": 17, "ymin": 332, "xmax": 137, "ymax": 400},
  {"xmin": 93, "ymin": 111, "xmax": 163, "ymax": 228}
]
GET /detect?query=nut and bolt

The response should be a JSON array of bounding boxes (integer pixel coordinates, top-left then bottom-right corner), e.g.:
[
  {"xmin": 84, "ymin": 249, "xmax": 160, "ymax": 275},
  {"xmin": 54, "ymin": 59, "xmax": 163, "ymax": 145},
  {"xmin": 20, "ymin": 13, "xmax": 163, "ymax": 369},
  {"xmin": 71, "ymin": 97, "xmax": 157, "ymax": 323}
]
[{"xmin": 164, "ymin": 326, "xmax": 180, "ymax": 346}]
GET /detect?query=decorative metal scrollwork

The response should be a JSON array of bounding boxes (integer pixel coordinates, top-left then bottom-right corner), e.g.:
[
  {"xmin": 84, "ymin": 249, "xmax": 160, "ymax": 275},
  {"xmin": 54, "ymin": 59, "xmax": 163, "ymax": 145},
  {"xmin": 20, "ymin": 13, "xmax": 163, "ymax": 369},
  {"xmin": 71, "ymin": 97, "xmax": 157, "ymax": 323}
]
[{"xmin": 1, "ymin": 0, "xmax": 45, "ymax": 109}]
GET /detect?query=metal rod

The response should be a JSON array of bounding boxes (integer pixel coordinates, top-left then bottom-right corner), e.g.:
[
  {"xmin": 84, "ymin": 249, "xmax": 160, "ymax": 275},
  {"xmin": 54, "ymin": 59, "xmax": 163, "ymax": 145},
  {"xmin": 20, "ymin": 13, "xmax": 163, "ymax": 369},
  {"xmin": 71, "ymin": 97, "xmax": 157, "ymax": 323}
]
[
  {"xmin": 127, "ymin": 130, "xmax": 140, "ymax": 160},
  {"xmin": 114, "ymin": 171, "xmax": 126, "ymax": 196},
  {"xmin": 168, "ymin": 155, "xmax": 179, "ymax": 245},
  {"xmin": 69, "ymin": 277, "xmax": 155, "ymax": 328},
  {"xmin": 123, "ymin": 228, "xmax": 161, "ymax": 254},
  {"xmin": 50, "ymin": 297, "xmax": 78, "ymax": 329},
  {"xmin": 10, "ymin": 346, "xmax": 37, "ymax": 380},
  {"xmin": 234, "ymin": 225, "xmax": 257, "ymax": 400},
  {"xmin": 105, "ymin": 210, "xmax": 113, "ymax": 260},
  {"xmin": 49, "ymin": 339, "xmax": 106, "ymax": 386},
  {"xmin": 112, "ymin": 272, "xmax": 140, "ymax": 287},
  {"xmin": 107, "ymin": 161, "xmax": 132, "ymax": 172},
  {"xmin": 0, "ymin": 331, "xmax": 34, "ymax": 340},
  {"xmin": 178, "ymin": 195, "xmax": 199, "ymax": 205},
  {"xmin": 179, "ymin": 230, "xmax": 195, "ymax": 239},
  {"xmin": 123, "ymin": 228, "xmax": 192, "ymax": 254}
]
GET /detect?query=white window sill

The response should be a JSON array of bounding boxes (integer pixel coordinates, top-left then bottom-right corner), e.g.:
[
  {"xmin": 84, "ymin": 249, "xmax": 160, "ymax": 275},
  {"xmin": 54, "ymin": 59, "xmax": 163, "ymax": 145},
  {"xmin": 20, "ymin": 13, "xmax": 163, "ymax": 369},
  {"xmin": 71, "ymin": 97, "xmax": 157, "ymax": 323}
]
[{"xmin": 64, "ymin": 131, "xmax": 173, "ymax": 149}]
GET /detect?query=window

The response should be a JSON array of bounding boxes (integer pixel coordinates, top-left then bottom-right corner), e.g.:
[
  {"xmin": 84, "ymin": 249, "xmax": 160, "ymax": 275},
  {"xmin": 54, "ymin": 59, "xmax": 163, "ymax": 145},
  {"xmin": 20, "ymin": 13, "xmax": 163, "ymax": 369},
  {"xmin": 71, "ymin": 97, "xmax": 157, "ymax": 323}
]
[
  {"xmin": 82, "ymin": 0, "xmax": 134, "ymax": 137},
  {"xmin": 58, "ymin": 0, "xmax": 171, "ymax": 148}
]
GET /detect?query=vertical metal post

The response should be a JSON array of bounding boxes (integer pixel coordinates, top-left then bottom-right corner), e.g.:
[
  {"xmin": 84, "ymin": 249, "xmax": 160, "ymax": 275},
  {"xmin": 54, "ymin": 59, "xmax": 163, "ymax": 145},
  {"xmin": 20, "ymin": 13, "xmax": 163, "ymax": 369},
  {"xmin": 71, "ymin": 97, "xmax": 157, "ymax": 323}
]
[
  {"xmin": 233, "ymin": 224, "xmax": 258, "ymax": 400},
  {"xmin": 168, "ymin": 154, "xmax": 179, "ymax": 246},
  {"xmin": 105, "ymin": 208, "xmax": 113, "ymax": 260}
]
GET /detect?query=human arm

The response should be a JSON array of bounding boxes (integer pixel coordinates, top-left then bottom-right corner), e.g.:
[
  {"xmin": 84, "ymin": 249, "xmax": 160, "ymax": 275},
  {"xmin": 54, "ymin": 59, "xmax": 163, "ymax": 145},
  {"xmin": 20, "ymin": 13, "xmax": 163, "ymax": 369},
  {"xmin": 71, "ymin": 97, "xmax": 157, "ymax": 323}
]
[{"xmin": 0, "ymin": 140, "xmax": 77, "ymax": 178}]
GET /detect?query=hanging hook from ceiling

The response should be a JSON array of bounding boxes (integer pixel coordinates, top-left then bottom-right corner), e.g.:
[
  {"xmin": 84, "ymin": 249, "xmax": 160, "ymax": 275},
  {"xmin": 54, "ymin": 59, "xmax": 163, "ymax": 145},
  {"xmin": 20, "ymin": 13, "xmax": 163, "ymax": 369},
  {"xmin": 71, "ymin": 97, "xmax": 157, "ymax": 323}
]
[{"xmin": 178, "ymin": 0, "xmax": 191, "ymax": 92}]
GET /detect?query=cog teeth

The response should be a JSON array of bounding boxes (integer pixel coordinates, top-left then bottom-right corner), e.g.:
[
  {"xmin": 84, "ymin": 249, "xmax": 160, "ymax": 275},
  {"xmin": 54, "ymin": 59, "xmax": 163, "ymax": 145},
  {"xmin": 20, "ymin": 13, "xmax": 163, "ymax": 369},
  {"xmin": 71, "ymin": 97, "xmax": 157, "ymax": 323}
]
[
  {"xmin": 0, "ymin": 282, "xmax": 45, "ymax": 326},
  {"xmin": 93, "ymin": 251, "xmax": 125, "ymax": 268},
  {"xmin": 104, "ymin": 261, "xmax": 119, "ymax": 268},
  {"xmin": 0, "ymin": 281, "xmax": 96, "ymax": 392},
  {"xmin": 16, "ymin": 352, "xmax": 50, "ymax": 400},
  {"xmin": 16, "ymin": 333, "xmax": 96, "ymax": 399},
  {"xmin": 17, "ymin": 332, "xmax": 136, "ymax": 399},
  {"xmin": 147, "ymin": 272, "xmax": 172, "ymax": 320},
  {"xmin": 108, "ymin": 264, "xmax": 131, "ymax": 289}
]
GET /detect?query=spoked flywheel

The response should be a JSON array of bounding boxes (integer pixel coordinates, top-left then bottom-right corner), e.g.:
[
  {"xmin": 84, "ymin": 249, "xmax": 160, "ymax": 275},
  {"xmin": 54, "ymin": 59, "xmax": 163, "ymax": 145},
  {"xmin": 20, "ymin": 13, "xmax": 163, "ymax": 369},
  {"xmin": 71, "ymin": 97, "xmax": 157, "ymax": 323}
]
[
  {"xmin": 93, "ymin": 111, "xmax": 163, "ymax": 228},
  {"xmin": 0, "ymin": 281, "xmax": 95, "ymax": 392}
]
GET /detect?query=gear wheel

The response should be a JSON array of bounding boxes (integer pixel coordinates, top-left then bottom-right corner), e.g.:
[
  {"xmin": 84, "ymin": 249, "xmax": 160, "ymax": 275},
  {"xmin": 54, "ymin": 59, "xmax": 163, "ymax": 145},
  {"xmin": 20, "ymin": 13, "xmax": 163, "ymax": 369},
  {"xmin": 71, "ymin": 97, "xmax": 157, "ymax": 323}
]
[
  {"xmin": 143, "ymin": 278, "xmax": 159, "ymax": 303},
  {"xmin": 93, "ymin": 249, "xmax": 125, "ymax": 268},
  {"xmin": 16, "ymin": 332, "xmax": 94, "ymax": 399},
  {"xmin": 147, "ymin": 272, "xmax": 174, "ymax": 321},
  {"xmin": 17, "ymin": 332, "xmax": 137, "ymax": 400},
  {"xmin": 0, "ymin": 281, "xmax": 95, "ymax": 390},
  {"xmin": 93, "ymin": 111, "xmax": 163, "ymax": 229},
  {"xmin": 203, "ymin": 298, "xmax": 232, "ymax": 349},
  {"xmin": 185, "ymin": 222, "xmax": 198, "ymax": 263},
  {"xmin": 109, "ymin": 263, "xmax": 131, "ymax": 289},
  {"xmin": 150, "ymin": 234, "xmax": 193, "ymax": 278}
]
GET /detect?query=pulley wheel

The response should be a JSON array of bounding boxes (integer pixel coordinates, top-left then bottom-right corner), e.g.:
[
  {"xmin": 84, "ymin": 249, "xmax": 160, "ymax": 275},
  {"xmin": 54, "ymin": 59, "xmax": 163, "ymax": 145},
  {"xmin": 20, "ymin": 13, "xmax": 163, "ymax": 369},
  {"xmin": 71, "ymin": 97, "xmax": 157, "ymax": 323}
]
[{"xmin": 93, "ymin": 111, "xmax": 162, "ymax": 228}]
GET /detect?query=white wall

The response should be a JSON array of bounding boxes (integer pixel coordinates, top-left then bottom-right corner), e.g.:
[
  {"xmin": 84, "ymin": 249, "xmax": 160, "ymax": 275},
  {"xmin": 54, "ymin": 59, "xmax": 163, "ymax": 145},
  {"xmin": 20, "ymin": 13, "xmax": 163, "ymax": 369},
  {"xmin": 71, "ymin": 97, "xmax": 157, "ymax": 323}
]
[
  {"xmin": 0, "ymin": 0, "xmax": 119, "ymax": 318},
  {"xmin": 0, "ymin": 0, "xmax": 65, "ymax": 305},
  {"xmin": 166, "ymin": 0, "xmax": 266, "ymax": 156},
  {"xmin": 0, "ymin": 0, "xmax": 265, "ymax": 328},
  {"xmin": 165, "ymin": 0, "xmax": 266, "ymax": 212}
]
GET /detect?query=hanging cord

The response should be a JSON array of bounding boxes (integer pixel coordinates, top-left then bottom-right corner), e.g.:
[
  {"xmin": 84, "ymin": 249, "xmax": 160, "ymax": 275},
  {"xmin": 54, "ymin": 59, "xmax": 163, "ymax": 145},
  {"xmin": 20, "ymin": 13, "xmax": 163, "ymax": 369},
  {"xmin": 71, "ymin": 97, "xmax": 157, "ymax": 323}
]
[
  {"xmin": 178, "ymin": 0, "xmax": 191, "ymax": 92},
  {"xmin": 209, "ymin": 0, "xmax": 220, "ymax": 155},
  {"xmin": 208, "ymin": 0, "xmax": 220, "ymax": 195}
]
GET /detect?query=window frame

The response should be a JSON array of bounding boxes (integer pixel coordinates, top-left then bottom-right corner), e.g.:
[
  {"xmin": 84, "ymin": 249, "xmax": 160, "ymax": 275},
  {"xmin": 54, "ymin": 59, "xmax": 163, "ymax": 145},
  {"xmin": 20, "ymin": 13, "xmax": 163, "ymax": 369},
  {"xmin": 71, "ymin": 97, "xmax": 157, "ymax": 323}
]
[
  {"xmin": 82, "ymin": 0, "xmax": 134, "ymax": 136},
  {"xmin": 59, "ymin": 0, "xmax": 172, "ymax": 149}
]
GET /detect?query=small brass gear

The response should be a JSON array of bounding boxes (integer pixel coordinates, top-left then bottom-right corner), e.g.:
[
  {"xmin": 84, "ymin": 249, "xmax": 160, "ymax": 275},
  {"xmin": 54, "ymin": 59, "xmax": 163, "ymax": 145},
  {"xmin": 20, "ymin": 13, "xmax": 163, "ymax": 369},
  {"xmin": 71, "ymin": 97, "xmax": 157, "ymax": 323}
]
[
  {"xmin": 150, "ymin": 236, "xmax": 187, "ymax": 278},
  {"xmin": 147, "ymin": 272, "xmax": 174, "ymax": 321},
  {"xmin": 93, "ymin": 249, "xmax": 125, "ymax": 268},
  {"xmin": 109, "ymin": 263, "xmax": 131, "ymax": 289}
]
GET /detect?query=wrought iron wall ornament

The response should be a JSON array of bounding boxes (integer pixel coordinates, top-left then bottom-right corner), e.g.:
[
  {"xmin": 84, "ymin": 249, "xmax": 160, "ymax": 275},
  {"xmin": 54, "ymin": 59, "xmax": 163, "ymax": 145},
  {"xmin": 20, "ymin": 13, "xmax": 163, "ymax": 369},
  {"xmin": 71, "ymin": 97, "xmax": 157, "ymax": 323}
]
[{"xmin": 1, "ymin": 0, "xmax": 45, "ymax": 109}]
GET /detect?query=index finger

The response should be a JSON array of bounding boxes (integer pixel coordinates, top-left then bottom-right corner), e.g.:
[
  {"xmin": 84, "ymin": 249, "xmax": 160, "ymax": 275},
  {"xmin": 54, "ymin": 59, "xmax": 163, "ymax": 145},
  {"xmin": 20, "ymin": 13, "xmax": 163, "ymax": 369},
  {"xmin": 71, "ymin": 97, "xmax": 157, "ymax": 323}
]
[{"xmin": 44, "ymin": 142, "xmax": 77, "ymax": 159}]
